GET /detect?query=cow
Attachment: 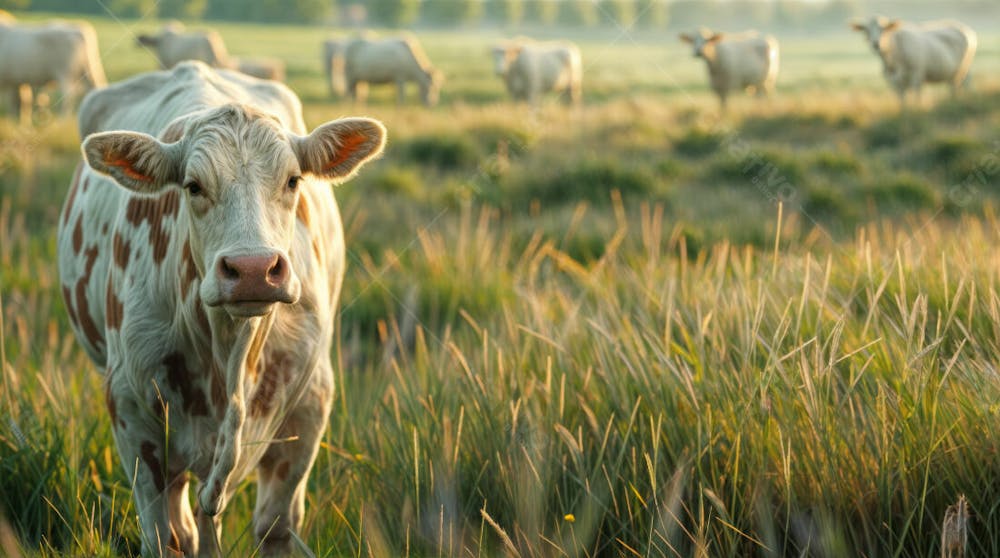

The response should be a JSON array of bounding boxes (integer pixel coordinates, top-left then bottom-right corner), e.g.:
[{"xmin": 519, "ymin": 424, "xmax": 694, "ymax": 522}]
[
  {"xmin": 491, "ymin": 38, "xmax": 582, "ymax": 106},
  {"xmin": 343, "ymin": 35, "xmax": 443, "ymax": 107},
  {"xmin": 851, "ymin": 16, "xmax": 976, "ymax": 107},
  {"xmin": 679, "ymin": 28, "xmax": 779, "ymax": 112},
  {"xmin": 59, "ymin": 61, "xmax": 386, "ymax": 556},
  {"xmin": 234, "ymin": 56, "xmax": 286, "ymax": 82},
  {"xmin": 137, "ymin": 21, "xmax": 232, "ymax": 70},
  {"xmin": 0, "ymin": 15, "xmax": 106, "ymax": 123}
]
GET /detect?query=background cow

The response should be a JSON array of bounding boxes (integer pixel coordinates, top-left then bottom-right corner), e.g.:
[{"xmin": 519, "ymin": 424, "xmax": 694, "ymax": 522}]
[
  {"xmin": 59, "ymin": 61, "xmax": 385, "ymax": 556},
  {"xmin": 851, "ymin": 16, "xmax": 977, "ymax": 107},
  {"xmin": 679, "ymin": 27, "xmax": 779, "ymax": 112},
  {"xmin": 343, "ymin": 34, "xmax": 443, "ymax": 107},
  {"xmin": 491, "ymin": 38, "xmax": 582, "ymax": 106},
  {"xmin": 136, "ymin": 21, "xmax": 231, "ymax": 69},
  {"xmin": 0, "ymin": 14, "xmax": 106, "ymax": 123}
]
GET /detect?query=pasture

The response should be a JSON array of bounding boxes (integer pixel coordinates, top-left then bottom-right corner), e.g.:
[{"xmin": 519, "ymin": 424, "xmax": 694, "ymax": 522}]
[{"xmin": 3, "ymin": 11, "xmax": 1000, "ymax": 557}]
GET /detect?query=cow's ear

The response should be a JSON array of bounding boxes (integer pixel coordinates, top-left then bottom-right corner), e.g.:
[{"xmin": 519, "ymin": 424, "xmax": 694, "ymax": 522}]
[
  {"xmin": 850, "ymin": 20, "xmax": 865, "ymax": 32},
  {"xmin": 82, "ymin": 131, "xmax": 181, "ymax": 193},
  {"xmin": 679, "ymin": 33, "xmax": 694, "ymax": 44},
  {"xmin": 294, "ymin": 117, "xmax": 386, "ymax": 183},
  {"xmin": 884, "ymin": 19, "xmax": 901, "ymax": 32},
  {"xmin": 708, "ymin": 33, "xmax": 724, "ymax": 43}
]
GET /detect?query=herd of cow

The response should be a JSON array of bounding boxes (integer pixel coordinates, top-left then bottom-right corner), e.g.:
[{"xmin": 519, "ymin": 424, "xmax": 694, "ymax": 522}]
[
  {"xmin": 0, "ymin": 9, "xmax": 980, "ymax": 557},
  {"xmin": 0, "ymin": 12, "xmax": 980, "ymax": 125}
]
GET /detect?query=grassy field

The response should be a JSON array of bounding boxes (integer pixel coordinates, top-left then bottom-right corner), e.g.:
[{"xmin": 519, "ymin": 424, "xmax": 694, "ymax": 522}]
[{"xmin": 4, "ymin": 11, "xmax": 1000, "ymax": 557}]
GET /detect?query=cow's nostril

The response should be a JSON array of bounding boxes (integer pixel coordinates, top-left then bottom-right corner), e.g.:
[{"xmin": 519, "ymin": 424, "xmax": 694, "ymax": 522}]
[
  {"xmin": 219, "ymin": 257, "xmax": 240, "ymax": 280},
  {"xmin": 267, "ymin": 257, "xmax": 284, "ymax": 283}
]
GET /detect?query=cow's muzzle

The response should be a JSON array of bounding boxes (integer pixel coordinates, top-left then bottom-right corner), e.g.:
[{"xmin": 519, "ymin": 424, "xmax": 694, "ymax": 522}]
[{"xmin": 214, "ymin": 252, "xmax": 298, "ymax": 315}]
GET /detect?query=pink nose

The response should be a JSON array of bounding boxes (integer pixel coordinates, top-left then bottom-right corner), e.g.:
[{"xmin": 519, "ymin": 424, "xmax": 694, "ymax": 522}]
[{"xmin": 216, "ymin": 253, "xmax": 294, "ymax": 304}]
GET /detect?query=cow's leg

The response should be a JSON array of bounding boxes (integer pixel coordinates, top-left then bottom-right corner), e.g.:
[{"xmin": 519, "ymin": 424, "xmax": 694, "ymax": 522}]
[
  {"xmin": 397, "ymin": 79, "xmax": 407, "ymax": 105},
  {"xmin": 114, "ymin": 431, "xmax": 176, "ymax": 556},
  {"xmin": 168, "ymin": 472, "xmax": 199, "ymax": 555},
  {"xmin": 252, "ymin": 366, "xmax": 333, "ymax": 556},
  {"xmin": 195, "ymin": 503, "xmax": 222, "ymax": 558},
  {"xmin": 16, "ymin": 84, "xmax": 32, "ymax": 126}
]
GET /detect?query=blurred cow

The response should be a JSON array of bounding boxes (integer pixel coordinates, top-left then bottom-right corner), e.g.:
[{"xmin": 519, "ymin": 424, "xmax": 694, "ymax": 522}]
[
  {"xmin": 343, "ymin": 35, "xmax": 443, "ymax": 107},
  {"xmin": 679, "ymin": 28, "xmax": 779, "ymax": 112},
  {"xmin": 137, "ymin": 22, "xmax": 231, "ymax": 70},
  {"xmin": 851, "ymin": 16, "xmax": 976, "ymax": 106},
  {"xmin": 491, "ymin": 38, "xmax": 582, "ymax": 106},
  {"xmin": 234, "ymin": 56, "xmax": 285, "ymax": 82},
  {"xmin": 0, "ymin": 14, "xmax": 106, "ymax": 123}
]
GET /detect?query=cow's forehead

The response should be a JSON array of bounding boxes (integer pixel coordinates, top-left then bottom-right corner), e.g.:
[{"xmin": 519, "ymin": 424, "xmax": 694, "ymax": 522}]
[{"xmin": 182, "ymin": 104, "xmax": 295, "ymax": 180}]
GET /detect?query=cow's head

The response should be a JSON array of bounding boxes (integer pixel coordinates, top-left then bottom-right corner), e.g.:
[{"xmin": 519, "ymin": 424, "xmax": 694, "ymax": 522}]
[
  {"xmin": 679, "ymin": 28, "xmax": 723, "ymax": 59},
  {"xmin": 490, "ymin": 44, "xmax": 519, "ymax": 76},
  {"xmin": 82, "ymin": 104, "xmax": 385, "ymax": 319},
  {"xmin": 851, "ymin": 16, "xmax": 900, "ymax": 54},
  {"xmin": 418, "ymin": 70, "xmax": 444, "ymax": 107}
]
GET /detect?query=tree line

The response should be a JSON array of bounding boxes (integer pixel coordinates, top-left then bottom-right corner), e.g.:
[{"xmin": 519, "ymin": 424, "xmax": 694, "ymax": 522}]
[{"xmin": 1, "ymin": 0, "xmax": 994, "ymax": 29}]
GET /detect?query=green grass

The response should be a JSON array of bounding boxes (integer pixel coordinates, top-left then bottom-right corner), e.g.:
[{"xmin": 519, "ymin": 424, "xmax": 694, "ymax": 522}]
[{"xmin": 4, "ymin": 12, "xmax": 1000, "ymax": 557}]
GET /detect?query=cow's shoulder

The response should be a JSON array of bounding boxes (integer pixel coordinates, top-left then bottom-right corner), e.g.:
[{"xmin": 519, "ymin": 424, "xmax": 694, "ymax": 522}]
[
  {"xmin": 78, "ymin": 67, "xmax": 177, "ymax": 136},
  {"xmin": 80, "ymin": 62, "xmax": 306, "ymax": 137}
]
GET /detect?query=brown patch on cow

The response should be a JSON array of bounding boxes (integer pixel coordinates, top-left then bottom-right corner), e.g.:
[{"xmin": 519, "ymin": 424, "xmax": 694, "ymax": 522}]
[
  {"xmin": 140, "ymin": 440, "xmax": 166, "ymax": 492},
  {"xmin": 105, "ymin": 281, "xmax": 123, "ymax": 330},
  {"xmin": 323, "ymin": 132, "xmax": 369, "ymax": 172},
  {"xmin": 179, "ymin": 240, "xmax": 198, "ymax": 301},
  {"xmin": 113, "ymin": 232, "xmax": 131, "ymax": 270},
  {"xmin": 274, "ymin": 461, "xmax": 290, "ymax": 481},
  {"xmin": 62, "ymin": 285, "xmax": 78, "ymax": 328},
  {"xmin": 62, "ymin": 164, "xmax": 83, "ymax": 225},
  {"xmin": 125, "ymin": 190, "xmax": 179, "ymax": 264},
  {"xmin": 75, "ymin": 247, "xmax": 104, "ymax": 351},
  {"xmin": 105, "ymin": 380, "xmax": 118, "ymax": 428},
  {"xmin": 72, "ymin": 215, "xmax": 83, "ymax": 254},
  {"xmin": 163, "ymin": 352, "xmax": 210, "ymax": 416},
  {"xmin": 250, "ymin": 351, "xmax": 290, "ymax": 418},
  {"xmin": 295, "ymin": 194, "xmax": 310, "ymax": 227}
]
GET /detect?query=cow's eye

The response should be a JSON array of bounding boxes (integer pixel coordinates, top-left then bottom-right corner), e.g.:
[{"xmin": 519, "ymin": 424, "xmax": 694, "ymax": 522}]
[
  {"xmin": 287, "ymin": 176, "xmax": 301, "ymax": 191},
  {"xmin": 184, "ymin": 181, "xmax": 203, "ymax": 196}
]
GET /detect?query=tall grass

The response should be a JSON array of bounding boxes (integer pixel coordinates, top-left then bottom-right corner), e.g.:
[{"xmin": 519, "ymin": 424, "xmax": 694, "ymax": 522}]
[{"xmin": 5, "ymin": 198, "xmax": 1000, "ymax": 555}]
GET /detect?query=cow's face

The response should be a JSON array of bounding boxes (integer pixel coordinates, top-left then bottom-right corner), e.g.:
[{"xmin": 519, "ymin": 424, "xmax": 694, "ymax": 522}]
[
  {"xmin": 679, "ymin": 29, "xmax": 722, "ymax": 59},
  {"xmin": 851, "ymin": 17, "xmax": 900, "ymax": 54},
  {"xmin": 491, "ymin": 46, "xmax": 514, "ymax": 76},
  {"xmin": 83, "ymin": 104, "xmax": 386, "ymax": 319}
]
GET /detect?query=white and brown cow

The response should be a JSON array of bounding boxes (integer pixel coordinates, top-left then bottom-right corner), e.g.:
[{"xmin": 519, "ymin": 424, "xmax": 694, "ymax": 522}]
[{"xmin": 58, "ymin": 61, "xmax": 385, "ymax": 556}]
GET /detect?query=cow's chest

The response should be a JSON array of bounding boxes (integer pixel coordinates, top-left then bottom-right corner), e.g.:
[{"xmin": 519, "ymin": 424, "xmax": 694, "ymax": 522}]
[{"xmin": 150, "ymin": 344, "xmax": 305, "ymax": 479}]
